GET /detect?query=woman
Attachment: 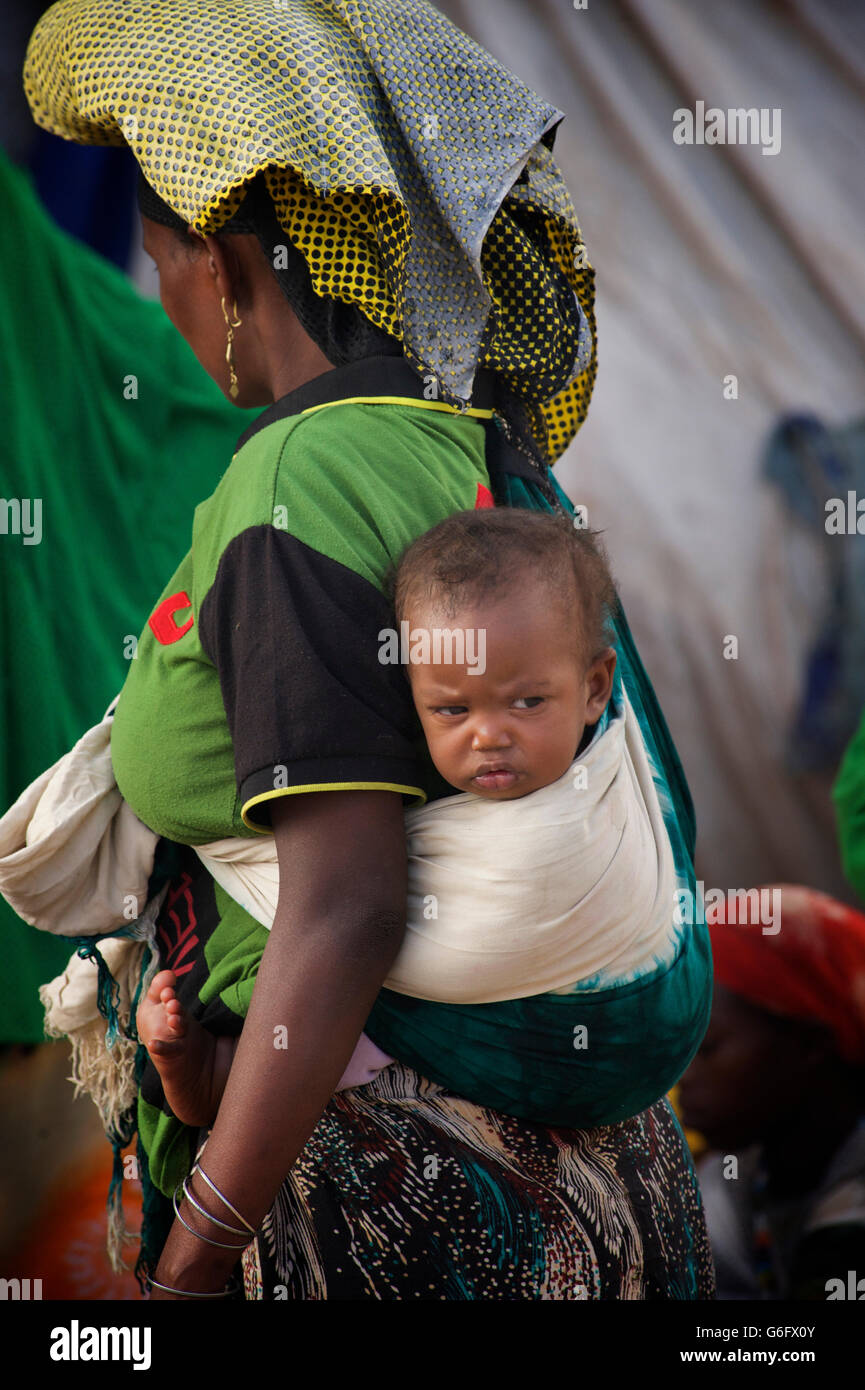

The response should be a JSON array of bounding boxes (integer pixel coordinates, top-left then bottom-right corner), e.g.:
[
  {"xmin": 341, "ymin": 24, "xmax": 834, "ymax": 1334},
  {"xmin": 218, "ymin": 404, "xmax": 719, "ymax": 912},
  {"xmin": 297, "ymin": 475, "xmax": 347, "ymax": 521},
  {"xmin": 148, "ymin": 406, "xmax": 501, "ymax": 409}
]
[
  {"xmin": 23, "ymin": 0, "xmax": 713, "ymax": 1299},
  {"xmin": 678, "ymin": 886, "xmax": 865, "ymax": 1299}
]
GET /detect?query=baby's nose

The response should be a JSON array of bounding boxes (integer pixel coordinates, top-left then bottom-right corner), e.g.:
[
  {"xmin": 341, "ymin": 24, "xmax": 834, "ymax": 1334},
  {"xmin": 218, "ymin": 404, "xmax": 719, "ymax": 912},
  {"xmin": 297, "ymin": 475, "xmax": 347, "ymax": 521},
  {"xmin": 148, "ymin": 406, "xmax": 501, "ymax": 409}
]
[{"xmin": 471, "ymin": 721, "xmax": 512, "ymax": 749}]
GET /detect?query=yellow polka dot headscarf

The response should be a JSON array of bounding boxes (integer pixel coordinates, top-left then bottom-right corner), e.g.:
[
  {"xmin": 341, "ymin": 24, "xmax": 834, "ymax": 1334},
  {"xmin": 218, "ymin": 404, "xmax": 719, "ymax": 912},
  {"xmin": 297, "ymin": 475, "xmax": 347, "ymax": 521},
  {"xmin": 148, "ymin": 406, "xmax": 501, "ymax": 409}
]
[{"xmin": 24, "ymin": 0, "xmax": 597, "ymax": 466}]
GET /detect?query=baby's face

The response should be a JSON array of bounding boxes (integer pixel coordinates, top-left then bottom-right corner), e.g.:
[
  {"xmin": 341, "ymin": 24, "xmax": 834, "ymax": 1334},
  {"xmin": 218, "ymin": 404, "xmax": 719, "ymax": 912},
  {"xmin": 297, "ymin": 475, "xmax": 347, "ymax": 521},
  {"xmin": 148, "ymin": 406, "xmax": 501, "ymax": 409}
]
[{"xmin": 406, "ymin": 588, "xmax": 615, "ymax": 799}]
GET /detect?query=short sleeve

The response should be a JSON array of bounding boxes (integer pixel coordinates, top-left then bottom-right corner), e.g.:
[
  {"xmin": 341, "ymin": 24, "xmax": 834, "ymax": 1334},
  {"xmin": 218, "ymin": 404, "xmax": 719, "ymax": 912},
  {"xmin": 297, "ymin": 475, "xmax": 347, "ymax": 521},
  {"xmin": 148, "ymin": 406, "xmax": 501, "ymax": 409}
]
[{"xmin": 198, "ymin": 522, "xmax": 426, "ymax": 832}]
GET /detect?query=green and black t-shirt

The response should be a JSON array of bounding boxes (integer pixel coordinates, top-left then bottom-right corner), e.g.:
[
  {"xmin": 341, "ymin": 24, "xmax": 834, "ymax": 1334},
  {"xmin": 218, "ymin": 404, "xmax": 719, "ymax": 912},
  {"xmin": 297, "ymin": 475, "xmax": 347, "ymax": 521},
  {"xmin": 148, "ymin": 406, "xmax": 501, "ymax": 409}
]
[
  {"xmin": 109, "ymin": 355, "xmax": 500, "ymax": 1193},
  {"xmin": 111, "ymin": 356, "xmax": 498, "ymax": 839}
]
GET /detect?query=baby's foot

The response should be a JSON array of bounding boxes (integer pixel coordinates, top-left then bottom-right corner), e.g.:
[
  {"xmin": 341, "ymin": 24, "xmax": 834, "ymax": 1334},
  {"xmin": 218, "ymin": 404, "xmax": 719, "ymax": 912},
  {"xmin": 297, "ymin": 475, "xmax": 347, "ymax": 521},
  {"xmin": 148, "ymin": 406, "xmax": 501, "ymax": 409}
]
[{"xmin": 136, "ymin": 970, "xmax": 234, "ymax": 1127}]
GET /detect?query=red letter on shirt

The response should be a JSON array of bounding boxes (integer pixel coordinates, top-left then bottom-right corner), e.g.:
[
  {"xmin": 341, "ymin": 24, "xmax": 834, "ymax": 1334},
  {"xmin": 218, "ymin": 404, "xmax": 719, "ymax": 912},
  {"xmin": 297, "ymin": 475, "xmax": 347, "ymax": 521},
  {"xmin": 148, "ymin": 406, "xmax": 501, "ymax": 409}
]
[{"xmin": 149, "ymin": 591, "xmax": 194, "ymax": 645}]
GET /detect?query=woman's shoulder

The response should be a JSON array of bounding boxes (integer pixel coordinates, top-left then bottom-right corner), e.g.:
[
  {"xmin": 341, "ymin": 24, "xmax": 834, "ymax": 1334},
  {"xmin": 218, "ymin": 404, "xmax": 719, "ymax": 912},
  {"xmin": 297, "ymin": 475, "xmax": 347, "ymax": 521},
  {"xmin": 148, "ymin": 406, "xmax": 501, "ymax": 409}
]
[
  {"xmin": 193, "ymin": 399, "xmax": 491, "ymax": 594},
  {"xmin": 263, "ymin": 397, "xmax": 490, "ymax": 509}
]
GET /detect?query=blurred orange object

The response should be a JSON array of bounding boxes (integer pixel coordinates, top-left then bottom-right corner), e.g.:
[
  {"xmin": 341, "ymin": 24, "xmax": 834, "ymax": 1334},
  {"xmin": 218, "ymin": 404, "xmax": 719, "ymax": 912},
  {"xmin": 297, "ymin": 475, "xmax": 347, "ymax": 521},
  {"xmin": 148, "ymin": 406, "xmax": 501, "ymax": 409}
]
[
  {"xmin": 668, "ymin": 1085, "xmax": 707, "ymax": 1159},
  {"xmin": 4, "ymin": 1141, "xmax": 144, "ymax": 1300}
]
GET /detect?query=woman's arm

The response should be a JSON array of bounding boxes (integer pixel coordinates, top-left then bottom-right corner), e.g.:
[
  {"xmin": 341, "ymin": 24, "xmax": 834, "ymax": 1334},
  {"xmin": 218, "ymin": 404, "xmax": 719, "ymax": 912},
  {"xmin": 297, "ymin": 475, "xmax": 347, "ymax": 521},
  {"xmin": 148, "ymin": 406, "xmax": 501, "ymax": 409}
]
[{"xmin": 149, "ymin": 787, "xmax": 407, "ymax": 1297}]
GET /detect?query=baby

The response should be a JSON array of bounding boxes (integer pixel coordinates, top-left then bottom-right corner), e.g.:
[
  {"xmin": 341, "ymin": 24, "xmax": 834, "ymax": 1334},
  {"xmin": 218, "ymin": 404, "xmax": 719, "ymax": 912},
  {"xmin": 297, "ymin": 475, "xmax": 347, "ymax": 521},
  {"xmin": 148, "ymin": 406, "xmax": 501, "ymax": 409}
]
[
  {"xmin": 393, "ymin": 508, "xmax": 616, "ymax": 799},
  {"xmin": 139, "ymin": 508, "xmax": 710, "ymax": 1130}
]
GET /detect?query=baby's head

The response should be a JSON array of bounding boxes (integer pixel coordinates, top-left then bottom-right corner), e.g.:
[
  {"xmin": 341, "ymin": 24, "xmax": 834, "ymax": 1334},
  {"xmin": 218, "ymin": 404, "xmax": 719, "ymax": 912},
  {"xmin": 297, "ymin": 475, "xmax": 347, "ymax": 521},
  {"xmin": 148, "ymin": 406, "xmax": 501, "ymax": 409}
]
[{"xmin": 392, "ymin": 509, "xmax": 617, "ymax": 799}]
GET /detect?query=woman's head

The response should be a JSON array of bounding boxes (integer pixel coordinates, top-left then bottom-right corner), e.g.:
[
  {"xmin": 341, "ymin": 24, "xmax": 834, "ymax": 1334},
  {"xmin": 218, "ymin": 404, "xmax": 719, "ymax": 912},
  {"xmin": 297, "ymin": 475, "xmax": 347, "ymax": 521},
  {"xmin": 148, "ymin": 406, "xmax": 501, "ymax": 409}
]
[
  {"xmin": 139, "ymin": 172, "xmax": 403, "ymax": 406},
  {"xmin": 140, "ymin": 214, "xmax": 317, "ymax": 407},
  {"xmin": 26, "ymin": 0, "xmax": 598, "ymax": 472},
  {"xmin": 677, "ymin": 886, "xmax": 865, "ymax": 1149},
  {"xmin": 677, "ymin": 982, "xmax": 844, "ymax": 1151}
]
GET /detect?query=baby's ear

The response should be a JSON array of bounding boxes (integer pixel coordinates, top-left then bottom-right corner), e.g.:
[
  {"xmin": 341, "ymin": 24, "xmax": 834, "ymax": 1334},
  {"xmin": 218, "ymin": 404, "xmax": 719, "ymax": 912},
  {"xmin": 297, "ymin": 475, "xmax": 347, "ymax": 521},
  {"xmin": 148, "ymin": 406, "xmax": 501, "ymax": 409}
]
[
  {"xmin": 591, "ymin": 645, "xmax": 617, "ymax": 679},
  {"xmin": 585, "ymin": 647, "xmax": 617, "ymax": 715}
]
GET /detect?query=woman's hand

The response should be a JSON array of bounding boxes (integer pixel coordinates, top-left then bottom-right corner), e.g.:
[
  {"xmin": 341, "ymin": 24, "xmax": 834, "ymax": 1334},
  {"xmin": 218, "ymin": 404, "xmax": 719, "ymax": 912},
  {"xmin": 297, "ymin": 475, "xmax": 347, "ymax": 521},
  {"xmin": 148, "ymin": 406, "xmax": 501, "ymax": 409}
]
[
  {"xmin": 150, "ymin": 788, "xmax": 407, "ymax": 1298},
  {"xmin": 148, "ymin": 1254, "xmax": 237, "ymax": 1300},
  {"xmin": 149, "ymin": 1214, "xmax": 246, "ymax": 1298}
]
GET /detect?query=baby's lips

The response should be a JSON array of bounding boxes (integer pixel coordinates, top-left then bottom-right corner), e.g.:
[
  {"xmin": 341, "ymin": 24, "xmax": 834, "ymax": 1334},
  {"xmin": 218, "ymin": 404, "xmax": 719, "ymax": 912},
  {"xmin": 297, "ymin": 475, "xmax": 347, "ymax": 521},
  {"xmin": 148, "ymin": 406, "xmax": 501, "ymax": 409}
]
[{"xmin": 472, "ymin": 767, "xmax": 519, "ymax": 790}]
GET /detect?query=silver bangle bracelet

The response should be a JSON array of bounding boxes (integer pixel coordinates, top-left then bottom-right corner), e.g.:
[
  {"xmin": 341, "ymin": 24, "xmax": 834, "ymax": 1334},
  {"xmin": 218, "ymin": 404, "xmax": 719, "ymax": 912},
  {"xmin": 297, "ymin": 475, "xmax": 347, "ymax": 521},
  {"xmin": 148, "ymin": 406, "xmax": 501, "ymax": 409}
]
[
  {"xmin": 182, "ymin": 1174, "xmax": 249, "ymax": 1236},
  {"xmin": 193, "ymin": 1162, "xmax": 256, "ymax": 1234},
  {"xmin": 147, "ymin": 1275, "xmax": 240, "ymax": 1299},
  {"xmin": 173, "ymin": 1182, "xmax": 250, "ymax": 1250}
]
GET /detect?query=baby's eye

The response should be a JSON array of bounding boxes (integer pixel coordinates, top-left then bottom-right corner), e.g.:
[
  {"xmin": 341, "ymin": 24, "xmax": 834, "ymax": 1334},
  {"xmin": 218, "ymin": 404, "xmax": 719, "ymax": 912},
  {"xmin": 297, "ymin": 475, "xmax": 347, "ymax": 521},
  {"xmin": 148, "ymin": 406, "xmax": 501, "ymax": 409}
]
[
  {"xmin": 513, "ymin": 696, "xmax": 545, "ymax": 709},
  {"xmin": 434, "ymin": 705, "xmax": 467, "ymax": 717}
]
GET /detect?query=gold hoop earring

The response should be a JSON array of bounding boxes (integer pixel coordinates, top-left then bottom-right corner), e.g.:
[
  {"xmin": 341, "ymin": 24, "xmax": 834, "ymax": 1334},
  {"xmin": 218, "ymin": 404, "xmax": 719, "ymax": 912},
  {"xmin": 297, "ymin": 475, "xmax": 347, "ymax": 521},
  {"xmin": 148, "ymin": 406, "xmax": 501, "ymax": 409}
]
[{"xmin": 221, "ymin": 296, "xmax": 242, "ymax": 399}]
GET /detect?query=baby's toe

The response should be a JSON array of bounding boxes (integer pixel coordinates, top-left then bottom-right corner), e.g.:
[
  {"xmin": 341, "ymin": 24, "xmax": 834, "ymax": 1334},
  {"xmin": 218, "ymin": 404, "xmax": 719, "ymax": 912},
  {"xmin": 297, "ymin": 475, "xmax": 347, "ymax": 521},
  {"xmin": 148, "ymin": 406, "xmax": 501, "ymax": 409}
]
[
  {"xmin": 147, "ymin": 969, "xmax": 177, "ymax": 1003},
  {"xmin": 166, "ymin": 1002, "xmax": 187, "ymax": 1035}
]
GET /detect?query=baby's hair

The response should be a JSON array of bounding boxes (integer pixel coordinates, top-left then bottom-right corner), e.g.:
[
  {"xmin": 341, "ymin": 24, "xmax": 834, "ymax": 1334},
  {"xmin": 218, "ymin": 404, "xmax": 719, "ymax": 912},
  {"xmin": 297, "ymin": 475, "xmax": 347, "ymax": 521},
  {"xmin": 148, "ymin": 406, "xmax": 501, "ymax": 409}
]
[{"xmin": 391, "ymin": 508, "xmax": 618, "ymax": 664}]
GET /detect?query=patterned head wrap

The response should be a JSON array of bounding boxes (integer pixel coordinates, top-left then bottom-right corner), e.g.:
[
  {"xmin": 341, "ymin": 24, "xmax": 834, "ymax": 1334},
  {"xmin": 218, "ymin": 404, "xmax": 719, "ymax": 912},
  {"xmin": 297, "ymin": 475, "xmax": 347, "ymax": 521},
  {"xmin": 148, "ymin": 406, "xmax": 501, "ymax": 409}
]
[
  {"xmin": 23, "ymin": 0, "xmax": 596, "ymax": 470},
  {"xmin": 708, "ymin": 885, "xmax": 865, "ymax": 1066},
  {"xmin": 136, "ymin": 167, "xmax": 408, "ymax": 367}
]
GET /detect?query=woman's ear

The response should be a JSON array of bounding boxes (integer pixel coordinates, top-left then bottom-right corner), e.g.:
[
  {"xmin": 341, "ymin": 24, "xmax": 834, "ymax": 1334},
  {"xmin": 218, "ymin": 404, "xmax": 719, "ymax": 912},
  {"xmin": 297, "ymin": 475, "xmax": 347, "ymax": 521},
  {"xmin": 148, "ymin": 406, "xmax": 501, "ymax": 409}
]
[
  {"xmin": 201, "ymin": 231, "xmax": 238, "ymax": 301},
  {"xmin": 200, "ymin": 230, "xmax": 271, "ymax": 319},
  {"xmin": 584, "ymin": 646, "xmax": 617, "ymax": 722}
]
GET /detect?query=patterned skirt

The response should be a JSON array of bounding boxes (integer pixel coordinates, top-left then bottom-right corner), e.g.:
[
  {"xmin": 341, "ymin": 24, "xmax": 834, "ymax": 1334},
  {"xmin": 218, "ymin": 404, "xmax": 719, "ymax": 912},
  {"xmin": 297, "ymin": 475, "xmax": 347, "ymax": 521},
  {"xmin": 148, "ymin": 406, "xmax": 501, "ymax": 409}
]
[{"xmin": 239, "ymin": 1061, "xmax": 715, "ymax": 1300}]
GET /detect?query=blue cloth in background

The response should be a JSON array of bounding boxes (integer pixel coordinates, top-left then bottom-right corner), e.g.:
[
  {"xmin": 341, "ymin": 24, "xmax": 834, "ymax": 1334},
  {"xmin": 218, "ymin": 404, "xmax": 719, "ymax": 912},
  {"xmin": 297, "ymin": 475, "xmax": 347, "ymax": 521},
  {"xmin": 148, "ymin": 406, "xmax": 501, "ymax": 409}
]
[
  {"xmin": 764, "ymin": 413, "xmax": 865, "ymax": 772},
  {"xmin": 28, "ymin": 128, "xmax": 138, "ymax": 269}
]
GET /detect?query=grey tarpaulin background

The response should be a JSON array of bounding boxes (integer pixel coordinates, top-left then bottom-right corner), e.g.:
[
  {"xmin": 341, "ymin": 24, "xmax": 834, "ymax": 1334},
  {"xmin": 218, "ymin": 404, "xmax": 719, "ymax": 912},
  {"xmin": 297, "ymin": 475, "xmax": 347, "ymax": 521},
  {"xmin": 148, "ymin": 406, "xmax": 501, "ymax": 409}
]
[{"xmin": 441, "ymin": 0, "xmax": 865, "ymax": 903}]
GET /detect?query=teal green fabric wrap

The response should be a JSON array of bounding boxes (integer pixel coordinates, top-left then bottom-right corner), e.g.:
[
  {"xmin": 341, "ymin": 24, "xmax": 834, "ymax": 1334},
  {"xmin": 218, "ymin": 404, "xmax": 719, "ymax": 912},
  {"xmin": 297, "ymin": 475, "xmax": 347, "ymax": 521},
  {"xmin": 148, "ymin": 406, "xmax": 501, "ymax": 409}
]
[
  {"xmin": 365, "ymin": 915, "xmax": 711, "ymax": 1127},
  {"xmin": 365, "ymin": 467, "xmax": 712, "ymax": 1124}
]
